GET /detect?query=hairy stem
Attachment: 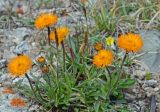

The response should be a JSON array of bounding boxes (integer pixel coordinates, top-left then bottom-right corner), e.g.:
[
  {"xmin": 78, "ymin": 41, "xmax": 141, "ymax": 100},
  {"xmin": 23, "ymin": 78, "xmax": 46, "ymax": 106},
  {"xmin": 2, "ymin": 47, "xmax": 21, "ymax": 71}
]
[
  {"xmin": 54, "ymin": 28, "xmax": 59, "ymax": 78},
  {"xmin": 25, "ymin": 74, "xmax": 36, "ymax": 97},
  {"xmin": 61, "ymin": 42, "xmax": 66, "ymax": 72},
  {"xmin": 47, "ymin": 27, "xmax": 51, "ymax": 45},
  {"xmin": 109, "ymin": 52, "xmax": 128, "ymax": 97}
]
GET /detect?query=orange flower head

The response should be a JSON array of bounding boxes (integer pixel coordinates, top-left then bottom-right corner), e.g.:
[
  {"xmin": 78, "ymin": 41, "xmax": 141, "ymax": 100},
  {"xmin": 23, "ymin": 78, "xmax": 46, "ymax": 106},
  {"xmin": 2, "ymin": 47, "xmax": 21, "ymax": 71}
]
[
  {"xmin": 8, "ymin": 55, "xmax": 32, "ymax": 77},
  {"xmin": 10, "ymin": 98, "xmax": 26, "ymax": 107},
  {"xmin": 81, "ymin": 0, "xmax": 88, "ymax": 4},
  {"xmin": 35, "ymin": 13, "xmax": 58, "ymax": 29},
  {"xmin": 117, "ymin": 33, "xmax": 143, "ymax": 52},
  {"xmin": 37, "ymin": 56, "xmax": 45, "ymax": 63},
  {"xmin": 16, "ymin": 7, "xmax": 24, "ymax": 15},
  {"xmin": 2, "ymin": 88, "xmax": 14, "ymax": 94},
  {"xmin": 41, "ymin": 66, "xmax": 49, "ymax": 74},
  {"xmin": 50, "ymin": 26, "xmax": 69, "ymax": 45},
  {"xmin": 93, "ymin": 49, "xmax": 113, "ymax": 68},
  {"xmin": 94, "ymin": 42, "xmax": 103, "ymax": 51}
]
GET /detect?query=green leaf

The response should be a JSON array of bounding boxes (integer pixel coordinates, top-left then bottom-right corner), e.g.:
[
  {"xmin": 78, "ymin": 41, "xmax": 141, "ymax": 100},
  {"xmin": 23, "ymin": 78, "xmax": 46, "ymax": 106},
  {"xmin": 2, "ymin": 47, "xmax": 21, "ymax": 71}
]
[
  {"xmin": 118, "ymin": 79, "xmax": 135, "ymax": 89},
  {"xmin": 146, "ymin": 72, "xmax": 151, "ymax": 80},
  {"xmin": 94, "ymin": 101, "xmax": 100, "ymax": 112}
]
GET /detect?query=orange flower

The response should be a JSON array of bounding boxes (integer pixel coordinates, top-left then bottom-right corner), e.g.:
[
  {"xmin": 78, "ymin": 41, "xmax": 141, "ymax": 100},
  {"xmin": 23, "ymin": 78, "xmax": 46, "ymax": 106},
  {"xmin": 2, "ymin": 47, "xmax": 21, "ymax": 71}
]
[
  {"xmin": 81, "ymin": 0, "xmax": 88, "ymax": 4},
  {"xmin": 50, "ymin": 26, "xmax": 69, "ymax": 45},
  {"xmin": 35, "ymin": 13, "xmax": 58, "ymax": 29},
  {"xmin": 41, "ymin": 66, "xmax": 49, "ymax": 74},
  {"xmin": 93, "ymin": 50, "xmax": 113, "ymax": 68},
  {"xmin": 10, "ymin": 98, "xmax": 26, "ymax": 107},
  {"xmin": 2, "ymin": 88, "xmax": 14, "ymax": 94},
  {"xmin": 37, "ymin": 56, "xmax": 45, "ymax": 63},
  {"xmin": 16, "ymin": 7, "xmax": 24, "ymax": 15},
  {"xmin": 94, "ymin": 42, "xmax": 103, "ymax": 51},
  {"xmin": 8, "ymin": 55, "xmax": 32, "ymax": 77},
  {"xmin": 117, "ymin": 33, "xmax": 143, "ymax": 52}
]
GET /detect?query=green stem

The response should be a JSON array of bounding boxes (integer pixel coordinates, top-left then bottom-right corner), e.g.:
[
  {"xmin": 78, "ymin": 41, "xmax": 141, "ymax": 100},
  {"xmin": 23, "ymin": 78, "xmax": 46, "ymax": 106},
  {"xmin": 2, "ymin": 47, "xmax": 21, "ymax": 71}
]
[
  {"xmin": 24, "ymin": 74, "xmax": 43, "ymax": 104},
  {"xmin": 54, "ymin": 28, "xmax": 59, "ymax": 78},
  {"xmin": 35, "ymin": 82, "xmax": 49, "ymax": 102},
  {"xmin": 106, "ymin": 68, "xmax": 112, "ymax": 100},
  {"xmin": 116, "ymin": 52, "xmax": 127, "ymax": 82},
  {"xmin": 109, "ymin": 52, "xmax": 128, "ymax": 95},
  {"xmin": 61, "ymin": 42, "xmax": 66, "ymax": 73},
  {"xmin": 47, "ymin": 74, "xmax": 51, "ymax": 87},
  {"xmin": 106, "ymin": 68, "xmax": 111, "ymax": 75},
  {"xmin": 25, "ymin": 74, "xmax": 36, "ymax": 97}
]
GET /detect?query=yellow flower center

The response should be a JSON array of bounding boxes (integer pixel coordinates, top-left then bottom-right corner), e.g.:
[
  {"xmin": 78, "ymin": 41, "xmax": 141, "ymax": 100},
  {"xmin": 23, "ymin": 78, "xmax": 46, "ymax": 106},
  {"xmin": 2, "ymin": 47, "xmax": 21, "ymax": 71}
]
[{"xmin": 106, "ymin": 36, "xmax": 114, "ymax": 46}]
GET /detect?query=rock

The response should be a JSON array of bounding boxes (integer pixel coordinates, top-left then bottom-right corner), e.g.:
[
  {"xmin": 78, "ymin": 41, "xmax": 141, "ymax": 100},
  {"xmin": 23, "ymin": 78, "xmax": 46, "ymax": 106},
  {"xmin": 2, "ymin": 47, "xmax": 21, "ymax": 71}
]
[
  {"xmin": 138, "ymin": 30, "xmax": 160, "ymax": 72},
  {"xmin": 125, "ymin": 93, "xmax": 136, "ymax": 102},
  {"xmin": 2, "ymin": 49, "xmax": 15, "ymax": 60},
  {"xmin": 135, "ymin": 69, "xmax": 146, "ymax": 80},
  {"xmin": 128, "ymin": 103, "xmax": 141, "ymax": 112},
  {"xmin": 13, "ymin": 41, "xmax": 30, "ymax": 55},
  {"xmin": 28, "ymin": 104, "xmax": 40, "ymax": 111},
  {"xmin": 157, "ymin": 103, "xmax": 160, "ymax": 112},
  {"xmin": 138, "ymin": 101, "xmax": 146, "ymax": 111},
  {"xmin": 4, "ymin": 28, "xmax": 32, "ymax": 44},
  {"xmin": 1, "ymin": 81, "xmax": 12, "ymax": 87},
  {"xmin": 0, "ymin": 0, "xmax": 6, "ymax": 12},
  {"xmin": 153, "ymin": 87, "xmax": 159, "ymax": 92},
  {"xmin": 0, "ymin": 59, "xmax": 7, "ymax": 69},
  {"xmin": 144, "ymin": 87, "xmax": 156, "ymax": 97},
  {"xmin": 145, "ymin": 79, "xmax": 157, "ymax": 87},
  {"xmin": 0, "ymin": 87, "xmax": 28, "ymax": 112},
  {"xmin": 0, "ymin": 73, "xmax": 11, "ymax": 83},
  {"xmin": 150, "ymin": 95, "xmax": 156, "ymax": 112},
  {"xmin": 132, "ymin": 88, "xmax": 139, "ymax": 94}
]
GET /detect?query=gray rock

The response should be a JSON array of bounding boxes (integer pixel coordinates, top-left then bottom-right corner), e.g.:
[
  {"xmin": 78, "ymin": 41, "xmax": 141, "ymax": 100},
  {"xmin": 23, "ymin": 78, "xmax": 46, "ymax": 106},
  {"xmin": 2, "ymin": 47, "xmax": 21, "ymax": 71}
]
[
  {"xmin": 145, "ymin": 79, "xmax": 157, "ymax": 87},
  {"xmin": 0, "ymin": 59, "xmax": 7, "ymax": 69},
  {"xmin": 128, "ymin": 103, "xmax": 141, "ymax": 112},
  {"xmin": 144, "ymin": 87, "xmax": 156, "ymax": 97},
  {"xmin": 157, "ymin": 103, "xmax": 160, "ymax": 112},
  {"xmin": 13, "ymin": 41, "xmax": 30, "ymax": 55},
  {"xmin": 138, "ymin": 30, "xmax": 160, "ymax": 72},
  {"xmin": 135, "ymin": 69, "xmax": 146, "ymax": 80},
  {"xmin": 4, "ymin": 28, "xmax": 31, "ymax": 44},
  {"xmin": 0, "ymin": 73, "xmax": 11, "ymax": 83},
  {"xmin": 150, "ymin": 95, "xmax": 156, "ymax": 112},
  {"xmin": 2, "ymin": 49, "xmax": 15, "ymax": 60},
  {"xmin": 0, "ymin": 0, "xmax": 6, "ymax": 12},
  {"xmin": 154, "ymin": 87, "xmax": 159, "ymax": 92},
  {"xmin": 125, "ymin": 93, "xmax": 136, "ymax": 101},
  {"xmin": 138, "ymin": 101, "xmax": 146, "ymax": 111},
  {"xmin": 28, "ymin": 104, "xmax": 40, "ymax": 112}
]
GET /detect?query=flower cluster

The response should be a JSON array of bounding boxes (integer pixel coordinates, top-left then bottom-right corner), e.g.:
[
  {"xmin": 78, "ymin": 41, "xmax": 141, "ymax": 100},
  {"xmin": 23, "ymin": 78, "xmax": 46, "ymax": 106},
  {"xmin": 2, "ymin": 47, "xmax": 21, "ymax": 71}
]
[
  {"xmin": 34, "ymin": 12, "xmax": 69, "ymax": 45},
  {"xmin": 7, "ymin": 7, "xmax": 144, "ymax": 111},
  {"xmin": 93, "ymin": 33, "xmax": 143, "ymax": 68}
]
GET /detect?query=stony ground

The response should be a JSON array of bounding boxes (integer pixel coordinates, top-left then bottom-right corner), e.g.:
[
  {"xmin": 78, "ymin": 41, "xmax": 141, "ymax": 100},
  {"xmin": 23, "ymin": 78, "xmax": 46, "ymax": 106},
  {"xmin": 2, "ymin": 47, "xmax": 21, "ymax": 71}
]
[{"xmin": 0, "ymin": 0, "xmax": 160, "ymax": 112}]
